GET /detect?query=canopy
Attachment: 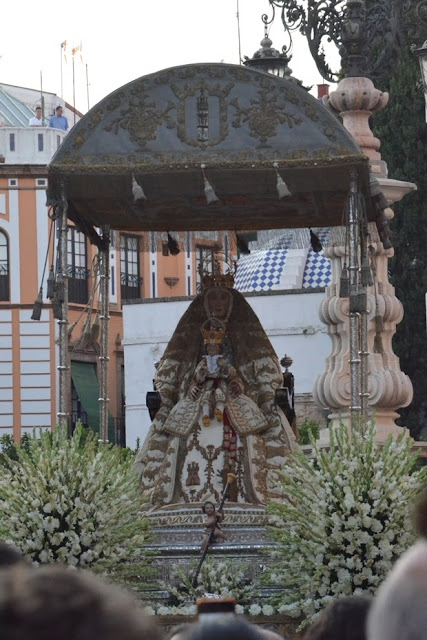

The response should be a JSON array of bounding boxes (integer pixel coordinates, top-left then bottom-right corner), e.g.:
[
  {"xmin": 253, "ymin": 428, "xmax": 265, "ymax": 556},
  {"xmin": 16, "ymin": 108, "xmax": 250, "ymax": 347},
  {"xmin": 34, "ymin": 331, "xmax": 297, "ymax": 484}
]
[{"xmin": 47, "ymin": 63, "xmax": 372, "ymax": 240}]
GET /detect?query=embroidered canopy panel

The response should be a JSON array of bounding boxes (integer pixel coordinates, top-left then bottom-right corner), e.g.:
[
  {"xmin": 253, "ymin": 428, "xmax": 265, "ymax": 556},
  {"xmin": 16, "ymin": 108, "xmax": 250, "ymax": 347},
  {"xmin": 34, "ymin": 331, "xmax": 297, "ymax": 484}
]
[{"xmin": 47, "ymin": 63, "xmax": 371, "ymax": 233}]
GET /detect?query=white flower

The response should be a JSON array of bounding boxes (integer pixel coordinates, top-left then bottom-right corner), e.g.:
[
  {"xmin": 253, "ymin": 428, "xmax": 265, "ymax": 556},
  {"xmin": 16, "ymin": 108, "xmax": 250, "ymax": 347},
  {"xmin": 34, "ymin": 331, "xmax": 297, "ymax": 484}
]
[
  {"xmin": 262, "ymin": 605, "xmax": 275, "ymax": 616},
  {"xmin": 249, "ymin": 604, "xmax": 262, "ymax": 616},
  {"xmin": 264, "ymin": 422, "xmax": 427, "ymax": 630}
]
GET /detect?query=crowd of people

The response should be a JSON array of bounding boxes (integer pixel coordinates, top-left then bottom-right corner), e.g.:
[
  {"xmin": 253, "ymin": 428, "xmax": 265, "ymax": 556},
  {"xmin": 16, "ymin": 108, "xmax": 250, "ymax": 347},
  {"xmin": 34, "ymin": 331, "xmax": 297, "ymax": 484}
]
[{"xmin": 0, "ymin": 485, "xmax": 426, "ymax": 640}]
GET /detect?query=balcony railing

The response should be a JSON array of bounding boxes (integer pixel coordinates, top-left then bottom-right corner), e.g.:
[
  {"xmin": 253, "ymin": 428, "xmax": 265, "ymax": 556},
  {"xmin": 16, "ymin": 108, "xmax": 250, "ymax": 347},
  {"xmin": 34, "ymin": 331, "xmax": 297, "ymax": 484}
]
[
  {"xmin": 121, "ymin": 273, "xmax": 143, "ymax": 300},
  {"xmin": 67, "ymin": 266, "xmax": 90, "ymax": 304}
]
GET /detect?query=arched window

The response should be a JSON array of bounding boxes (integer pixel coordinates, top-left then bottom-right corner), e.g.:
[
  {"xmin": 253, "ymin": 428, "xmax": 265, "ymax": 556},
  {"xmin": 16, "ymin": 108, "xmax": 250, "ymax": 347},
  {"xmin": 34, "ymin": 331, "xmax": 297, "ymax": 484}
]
[{"xmin": 0, "ymin": 231, "xmax": 9, "ymax": 301}]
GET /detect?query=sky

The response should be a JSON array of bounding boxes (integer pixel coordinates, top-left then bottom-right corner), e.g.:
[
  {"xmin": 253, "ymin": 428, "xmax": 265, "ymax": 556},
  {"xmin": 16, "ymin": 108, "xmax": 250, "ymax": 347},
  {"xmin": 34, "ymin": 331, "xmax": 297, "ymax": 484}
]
[{"xmin": 0, "ymin": 0, "xmax": 339, "ymax": 114}]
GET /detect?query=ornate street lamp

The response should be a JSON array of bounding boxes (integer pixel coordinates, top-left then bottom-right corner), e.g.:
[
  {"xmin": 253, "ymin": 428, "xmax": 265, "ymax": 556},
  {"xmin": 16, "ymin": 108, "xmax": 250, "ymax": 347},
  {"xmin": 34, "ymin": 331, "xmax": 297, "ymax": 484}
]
[
  {"xmin": 263, "ymin": 0, "xmax": 414, "ymax": 83},
  {"xmin": 414, "ymin": 40, "xmax": 427, "ymax": 121},
  {"xmin": 243, "ymin": 17, "xmax": 293, "ymax": 78}
]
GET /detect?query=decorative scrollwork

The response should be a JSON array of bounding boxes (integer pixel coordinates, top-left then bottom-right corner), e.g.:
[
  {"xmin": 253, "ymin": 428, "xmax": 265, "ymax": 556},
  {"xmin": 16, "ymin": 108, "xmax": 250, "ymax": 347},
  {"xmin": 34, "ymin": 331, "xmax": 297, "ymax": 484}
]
[
  {"xmin": 406, "ymin": 0, "xmax": 427, "ymax": 41},
  {"xmin": 268, "ymin": 0, "xmax": 417, "ymax": 83},
  {"xmin": 104, "ymin": 88, "xmax": 176, "ymax": 148},
  {"xmin": 230, "ymin": 85, "xmax": 303, "ymax": 144},
  {"xmin": 267, "ymin": 0, "xmax": 346, "ymax": 82}
]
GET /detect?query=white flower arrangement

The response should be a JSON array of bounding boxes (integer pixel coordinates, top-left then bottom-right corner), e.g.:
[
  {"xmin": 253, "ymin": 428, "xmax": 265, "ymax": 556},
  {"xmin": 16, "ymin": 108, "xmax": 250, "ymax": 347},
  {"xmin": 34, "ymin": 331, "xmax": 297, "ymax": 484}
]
[
  {"xmin": 150, "ymin": 557, "xmax": 267, "ymax": 616},
  {"xmin": 167, "ymin": 557, "xmax": 256, "ymax": 606},
  {"xmin": 265, "ymin": 422, "xmax": 427, "ymax": 629},
  {"xmin": 0, "ymin": 424, "xmax": 151, "ymax": 587}
]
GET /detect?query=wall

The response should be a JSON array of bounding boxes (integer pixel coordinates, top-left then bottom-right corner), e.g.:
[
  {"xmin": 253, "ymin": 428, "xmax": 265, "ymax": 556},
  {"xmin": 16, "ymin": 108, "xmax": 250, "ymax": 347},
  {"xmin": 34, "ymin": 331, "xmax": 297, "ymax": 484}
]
[{"xmin": 0, "ymin": 127, "xmax": 67, "ymax": 164}]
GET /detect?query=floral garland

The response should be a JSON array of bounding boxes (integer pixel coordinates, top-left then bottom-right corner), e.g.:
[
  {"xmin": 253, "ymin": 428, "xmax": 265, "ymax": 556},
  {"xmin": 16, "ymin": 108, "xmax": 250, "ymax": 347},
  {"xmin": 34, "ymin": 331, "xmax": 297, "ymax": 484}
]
[{"xmin": 265, "ymin": 422, "xmax": 427, "ymax": 629}]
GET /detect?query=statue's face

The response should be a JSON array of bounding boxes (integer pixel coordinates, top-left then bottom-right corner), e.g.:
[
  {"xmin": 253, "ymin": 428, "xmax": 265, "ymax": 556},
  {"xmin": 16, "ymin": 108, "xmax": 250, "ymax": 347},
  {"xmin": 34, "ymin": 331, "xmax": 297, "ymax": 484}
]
[
  {"xmin": 204, "ymin": 502, "xmax": 215, "ymax": 516},
  {"xmin": 206, "ymin": 288, "xmax": 230, "ymax": 320},
  {"xmin": 206, "ymin": 343, "xmax": 221, "ymax": 356}
]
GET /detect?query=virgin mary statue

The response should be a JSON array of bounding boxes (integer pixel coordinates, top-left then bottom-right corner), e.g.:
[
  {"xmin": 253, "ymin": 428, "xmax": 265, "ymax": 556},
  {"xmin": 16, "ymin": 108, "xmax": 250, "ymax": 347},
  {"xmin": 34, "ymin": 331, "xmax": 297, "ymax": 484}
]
[{"xmin": 134, "ymin": 275, "xmax": 295, "ymax": 508}]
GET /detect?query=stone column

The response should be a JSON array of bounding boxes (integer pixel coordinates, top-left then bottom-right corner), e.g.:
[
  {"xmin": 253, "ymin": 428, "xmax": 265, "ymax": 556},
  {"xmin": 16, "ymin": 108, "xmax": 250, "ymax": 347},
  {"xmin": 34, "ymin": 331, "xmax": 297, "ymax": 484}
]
[{"xmin": 314, "ymin": 77, "xmax": 415, "ymax": 441}]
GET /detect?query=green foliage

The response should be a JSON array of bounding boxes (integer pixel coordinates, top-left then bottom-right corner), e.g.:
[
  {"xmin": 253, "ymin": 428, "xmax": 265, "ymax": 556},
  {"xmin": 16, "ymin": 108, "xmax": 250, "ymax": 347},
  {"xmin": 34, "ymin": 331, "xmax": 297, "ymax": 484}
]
[
  {"xmin": 372, "ymin": 43, "xmax": 427, "ymax": 438},
  {"xmin": 0, "ymin": 424, "xmax": 151, "ymax": 588},
  {"xmin": 298, "ymin": 420, "xmax": 320, "ymax": 445},
  {"xmin": 0, "ymin": 433, "xmax": 31, "ymax": 466},
  {"xmin": 265, "ymin": 422, "xmax": 427, "ymax": 629}
]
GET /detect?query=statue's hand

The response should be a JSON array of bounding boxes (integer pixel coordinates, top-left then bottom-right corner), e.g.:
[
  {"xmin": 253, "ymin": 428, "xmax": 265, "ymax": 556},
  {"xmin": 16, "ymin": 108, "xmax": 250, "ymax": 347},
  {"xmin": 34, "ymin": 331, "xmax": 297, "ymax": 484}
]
[{"xmin": 189, "ymin": 384, "xmax": 202, "ymax": 400}]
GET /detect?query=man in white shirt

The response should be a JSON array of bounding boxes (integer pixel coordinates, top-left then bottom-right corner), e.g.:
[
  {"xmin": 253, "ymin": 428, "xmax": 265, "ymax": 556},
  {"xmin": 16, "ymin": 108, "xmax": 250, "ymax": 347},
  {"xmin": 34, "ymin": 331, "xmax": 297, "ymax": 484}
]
[{"xmin": 29, "ymin": 106, "xmax": 43, "ymax": 126}]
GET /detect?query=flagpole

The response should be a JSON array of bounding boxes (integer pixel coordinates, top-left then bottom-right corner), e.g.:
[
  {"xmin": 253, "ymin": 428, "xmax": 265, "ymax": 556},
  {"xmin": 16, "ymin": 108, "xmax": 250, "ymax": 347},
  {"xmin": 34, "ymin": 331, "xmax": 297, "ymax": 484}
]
[
  {"xmin": 86, "ymin": 63, "xmax": 90, "ymax": 111},
  {"xmin": 60, "ymin": 42, "xmax": 65, "ymax": 99}
]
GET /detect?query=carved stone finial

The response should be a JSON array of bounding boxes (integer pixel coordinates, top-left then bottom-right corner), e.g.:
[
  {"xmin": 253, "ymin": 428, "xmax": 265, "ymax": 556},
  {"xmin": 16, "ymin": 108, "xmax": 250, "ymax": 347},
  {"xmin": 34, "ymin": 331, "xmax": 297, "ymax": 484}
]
[{"xmin": 324, "ymin": 77, "xmax": 389, "ymax": 176}]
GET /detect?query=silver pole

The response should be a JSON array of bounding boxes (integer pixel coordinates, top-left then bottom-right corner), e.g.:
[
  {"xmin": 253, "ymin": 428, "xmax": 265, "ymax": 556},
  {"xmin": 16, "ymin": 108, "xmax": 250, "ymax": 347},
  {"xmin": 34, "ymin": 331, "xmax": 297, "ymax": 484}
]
[
  {"xmin": 99, "ymin": 227, "xmax": 110, "ymax": 444},
  {"xmin": 348, "ymin": 172, "xmax": 361, "ymax": 429},
  {"xmin": 360, "ymin": 308, "xmax": 369, "ymax": 427},
  {"xmin": 57, "ymin": 184, "xmax": 69, "ymax": 429}
]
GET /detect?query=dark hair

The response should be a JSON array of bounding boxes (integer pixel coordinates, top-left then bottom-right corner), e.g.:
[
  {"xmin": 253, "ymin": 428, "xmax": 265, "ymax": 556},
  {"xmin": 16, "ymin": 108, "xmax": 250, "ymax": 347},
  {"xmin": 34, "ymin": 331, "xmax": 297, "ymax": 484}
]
[
  {"xmin": 0, "ymin": 542, "xmax": 27, "ymax": 567},
  {"xmin": 167, "ymin": 623, "xmax": 193, "ymax": 640},
  {"xmin": 303, "ymin": 595, "xmax": 372, "ymax": 640},
  {"xmin": 35, "ymin": 106, "xmax": 41, "ymax": 110},
  {"xmin": 0, "ymin": 564, "xmax": 162, "ymax": 640},
  {"xmin": 55, "ymin": 106, "xmax": 62, "ymax": 111},
  {"xmin": 202, "ymin": 501, "xmax": 215, "ymax": 513},
  {"xmin": 414, "ymin": 487, "xmax": 427, "ymax": 538},
  {"xmin": 186, "ymin": 617, "xmax": 265, "ymax": 640}
]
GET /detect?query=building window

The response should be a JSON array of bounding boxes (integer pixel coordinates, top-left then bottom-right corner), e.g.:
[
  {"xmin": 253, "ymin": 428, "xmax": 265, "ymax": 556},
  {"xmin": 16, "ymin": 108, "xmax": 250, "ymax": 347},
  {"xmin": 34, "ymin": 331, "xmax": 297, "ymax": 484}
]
[
  {"xmin": 67, "ymin": 227, "xmax": 89, "ymax": 304},
  {"xmin": 36, "ymin": 179, "xmax": 47, "ymax": 187},
  {"xmin": 37, "ymin": 134, "xmax": 44, "ymax": 152},
  {"xmin": 196, "ymin": 245, "xmax": 215, "ymax": 293},
  {"xmin": 8, "ymin": 179, "xmax": 17, "ymax": 187},
  {"xmin": 9, "ymin": 134, "xmax": 15, "ymax": 152},
  {"xmin": 120, "ymin": 234, "xmax": 142, "ymax": 300},
  {"xmin": 0, "ymin": 231, "xmax": 9, "ymax": 301}
]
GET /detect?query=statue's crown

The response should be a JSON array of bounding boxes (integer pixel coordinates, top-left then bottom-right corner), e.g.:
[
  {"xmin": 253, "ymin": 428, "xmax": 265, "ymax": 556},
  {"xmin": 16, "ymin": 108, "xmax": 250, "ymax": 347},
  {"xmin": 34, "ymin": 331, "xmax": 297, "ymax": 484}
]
[
  {"xmin": 201, "ymin": 326, "xmax": 227, "ymax": 345},
  {"xmin": 201, "ymin": 257, "xmax": 236, "ymax": 290},
  {"xmin": 202, "ymin": 271, "xmax": 235, "ymax": 290}
]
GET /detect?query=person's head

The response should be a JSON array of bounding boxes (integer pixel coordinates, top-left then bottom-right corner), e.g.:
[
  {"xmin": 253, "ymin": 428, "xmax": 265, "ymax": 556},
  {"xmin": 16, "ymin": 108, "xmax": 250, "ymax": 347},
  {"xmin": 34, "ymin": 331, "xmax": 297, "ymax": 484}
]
[
  {"xmin": 0, "ymin": 564, "xmax": 162, "ymax": 640},
  {"xmin": 55, "ymin": 106, "xmax": 63, "ymax": 116},
  {"xmin": 0, "ymin": 543, "xmax": 27, "ymax": 567},
  {"xmin": 367, "ymin": 540, "xmax": 427, "ymax": 640},
  {"xmin": 304, "ymin": 595, "xmax": 372, "ymax": 640},
  {"xmin": 35, "ymin": 107, "xmax": 42, "ymax": 118},
  {"xmin": 185, "ymin": 616, "xmax": 265, "ymax": 640},
  {"xmin": 167, "ymin": 623, "xmax": 194, "ymax": 640},
  {"xmin": 414, "ymin": 486, "xmax": 427, "ymax": 538},
  {"xmin": 205, "ymin": 287, "xmax": 232, "ymax": 321},
  {"xmin": 202, "ymin": 501, "xmax": 215, "ymax": 516}
]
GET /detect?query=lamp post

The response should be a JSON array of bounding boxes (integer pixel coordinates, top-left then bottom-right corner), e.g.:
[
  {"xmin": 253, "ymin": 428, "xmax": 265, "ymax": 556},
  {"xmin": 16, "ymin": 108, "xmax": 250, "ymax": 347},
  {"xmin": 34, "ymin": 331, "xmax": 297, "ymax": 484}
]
[
  {"xmin": 263, "ymin": 0, "xmax": 414, "ymax": 83},
  {"xmin": 259, "ymin": 0, "xmax": 419, "ymax": 435},
  {"xmin": 414, "ymin": 40, "xmax": 427, "ymax": 122}
]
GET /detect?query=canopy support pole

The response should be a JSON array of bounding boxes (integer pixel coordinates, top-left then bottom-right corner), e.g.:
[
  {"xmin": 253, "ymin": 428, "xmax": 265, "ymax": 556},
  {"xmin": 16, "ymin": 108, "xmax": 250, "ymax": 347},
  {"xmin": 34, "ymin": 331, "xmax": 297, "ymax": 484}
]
[
  {"xmin": 99, "ymin": 226, "xmax": 111, "ymax": 444},
  {"xmin": 57, "ymin": 184, "xmax": 69, "ymax": 430},
  {"xmin": 348, "ymin": 172, "xmax": 361, "ymax": 430}
]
